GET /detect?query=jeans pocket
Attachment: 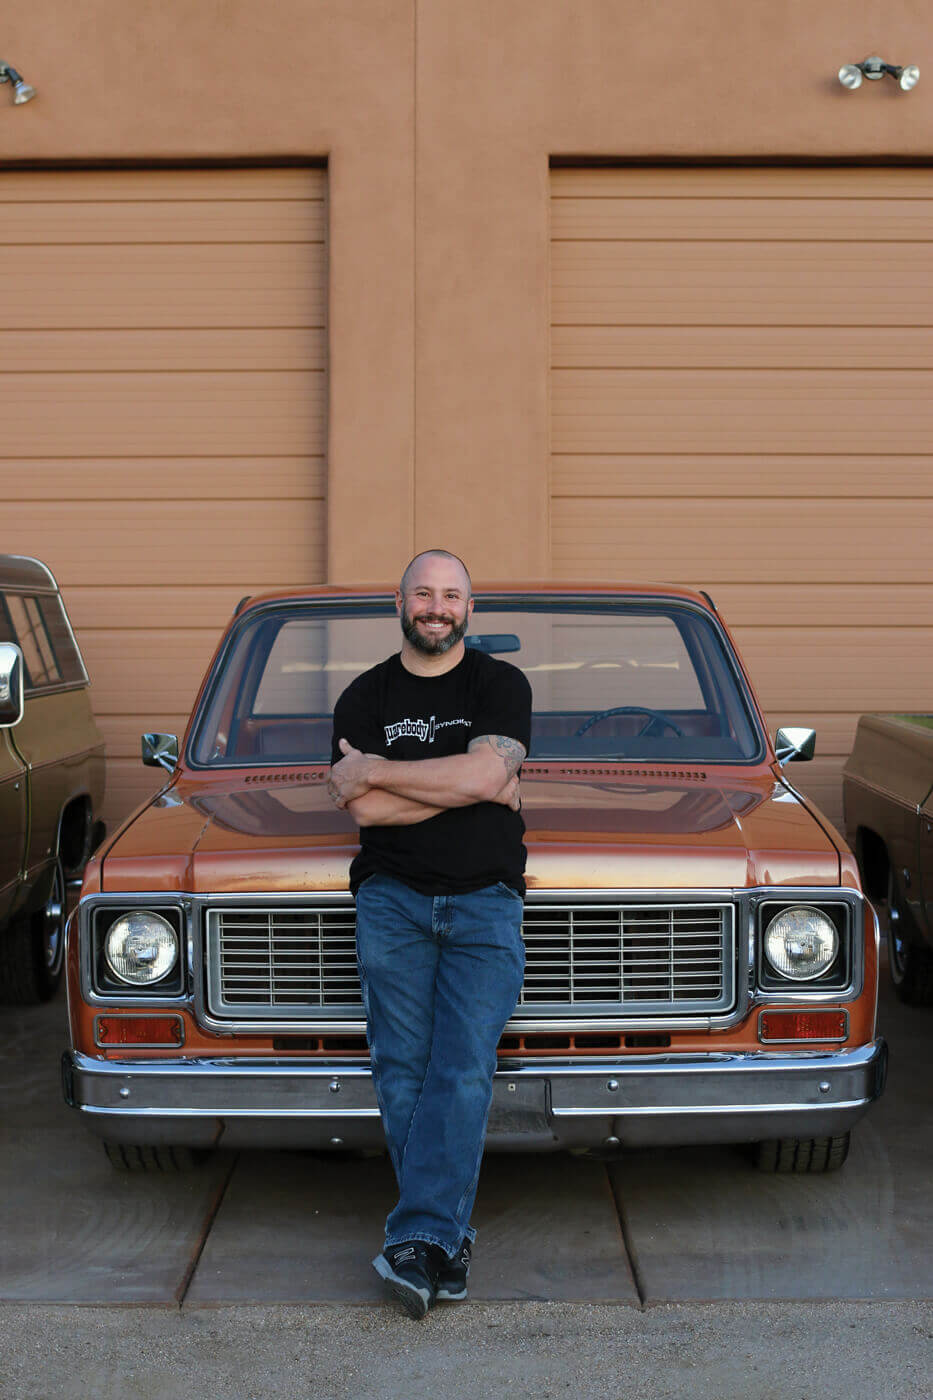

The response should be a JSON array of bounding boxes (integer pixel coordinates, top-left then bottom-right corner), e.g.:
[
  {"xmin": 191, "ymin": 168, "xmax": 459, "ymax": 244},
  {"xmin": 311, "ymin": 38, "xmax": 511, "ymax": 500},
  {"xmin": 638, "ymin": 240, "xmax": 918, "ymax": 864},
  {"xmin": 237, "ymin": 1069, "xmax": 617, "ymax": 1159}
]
[{"xmin": 494, "ymin": 881, "xmax": 524, "ymax": 904}]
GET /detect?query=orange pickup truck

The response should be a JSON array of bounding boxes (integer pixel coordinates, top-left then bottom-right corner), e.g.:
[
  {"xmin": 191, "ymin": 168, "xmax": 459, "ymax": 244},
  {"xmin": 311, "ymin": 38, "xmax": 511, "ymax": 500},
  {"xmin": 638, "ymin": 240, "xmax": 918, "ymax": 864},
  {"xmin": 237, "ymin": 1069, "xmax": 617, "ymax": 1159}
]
[{"xmin": 63, "ymin": 585, "xmax": 885, "ymax": 1173}]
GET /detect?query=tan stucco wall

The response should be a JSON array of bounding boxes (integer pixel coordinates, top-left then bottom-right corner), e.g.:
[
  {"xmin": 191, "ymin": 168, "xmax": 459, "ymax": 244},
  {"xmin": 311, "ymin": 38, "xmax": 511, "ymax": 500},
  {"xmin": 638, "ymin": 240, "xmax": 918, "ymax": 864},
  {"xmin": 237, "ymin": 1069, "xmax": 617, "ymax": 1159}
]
[{"xmin": 3, "ymin": 0, "xmax": 929, "ymax": 584}]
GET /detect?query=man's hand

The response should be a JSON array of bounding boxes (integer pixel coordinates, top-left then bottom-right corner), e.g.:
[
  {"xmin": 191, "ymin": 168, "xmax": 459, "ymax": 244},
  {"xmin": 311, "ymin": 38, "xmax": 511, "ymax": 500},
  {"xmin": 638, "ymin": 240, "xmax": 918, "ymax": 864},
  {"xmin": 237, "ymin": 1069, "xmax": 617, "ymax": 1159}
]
[
  {"xmin": 328, "ymin": 738, "xmax": 378, "ymax": 809},
  {"xmin": 492, "ymin": 774, "xmax": 522, "ymax": 812}
]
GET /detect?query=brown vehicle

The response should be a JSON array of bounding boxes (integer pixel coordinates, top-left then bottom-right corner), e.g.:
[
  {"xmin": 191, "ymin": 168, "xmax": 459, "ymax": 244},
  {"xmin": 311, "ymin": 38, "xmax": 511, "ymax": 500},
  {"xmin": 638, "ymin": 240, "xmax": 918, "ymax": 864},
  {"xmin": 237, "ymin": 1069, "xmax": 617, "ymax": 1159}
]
[
  {"xmin": 62, "ymin": 585, "xmax": 885, "ymax": 1173},
  {"xmin": 844, "ymin": 713, "xmax": 933, "ymax": 1005},
  {"xmin": 0, "ymin": 556, "xmax": 105, "ymax": 1002}
]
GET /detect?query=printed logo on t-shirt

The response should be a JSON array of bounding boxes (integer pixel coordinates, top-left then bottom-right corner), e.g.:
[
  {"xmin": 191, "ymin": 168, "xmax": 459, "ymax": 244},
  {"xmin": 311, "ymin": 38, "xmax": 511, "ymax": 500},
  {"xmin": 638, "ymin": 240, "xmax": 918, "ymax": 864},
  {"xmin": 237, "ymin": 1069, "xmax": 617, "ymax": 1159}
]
[{"xmin": 384, "ymin": 715, "xmax": 471, "ymax": 746}]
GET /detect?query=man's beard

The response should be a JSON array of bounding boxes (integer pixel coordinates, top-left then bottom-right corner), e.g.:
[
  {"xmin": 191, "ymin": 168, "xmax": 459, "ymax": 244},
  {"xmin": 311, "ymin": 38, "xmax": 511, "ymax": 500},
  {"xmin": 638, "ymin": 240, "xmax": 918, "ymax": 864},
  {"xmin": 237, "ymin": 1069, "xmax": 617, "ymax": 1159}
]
[{"xmin": 401, "ymin": 604, "xmax": 469, "ymax": 656}]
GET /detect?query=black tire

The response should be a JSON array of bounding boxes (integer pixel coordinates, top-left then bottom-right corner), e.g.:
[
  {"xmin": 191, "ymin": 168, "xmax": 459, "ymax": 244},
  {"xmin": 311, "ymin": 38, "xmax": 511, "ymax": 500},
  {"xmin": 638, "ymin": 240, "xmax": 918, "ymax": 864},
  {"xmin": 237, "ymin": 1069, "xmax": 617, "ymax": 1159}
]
[
  {"xmin": 0, "ymin": 859, "xmax": 66, "ymax": 1004},
  {"xmin": 887, "ymin": 867, "xmax": 933, "ymax": 1006},
  {"xmin": 103, "ymin": 1142, "xmax": 210, "ymax": 1172},
  {"xmin": 754, "ymin": 1132, "xmax": 850, "ymax": 1173}
]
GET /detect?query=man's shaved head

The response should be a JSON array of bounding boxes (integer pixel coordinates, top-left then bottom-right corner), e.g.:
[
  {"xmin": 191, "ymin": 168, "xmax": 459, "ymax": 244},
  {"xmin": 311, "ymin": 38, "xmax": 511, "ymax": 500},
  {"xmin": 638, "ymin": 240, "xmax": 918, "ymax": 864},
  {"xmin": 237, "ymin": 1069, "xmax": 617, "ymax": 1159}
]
[{"xmin": 400, "ymin": 550, "xmax": 472, "ymax": 598}]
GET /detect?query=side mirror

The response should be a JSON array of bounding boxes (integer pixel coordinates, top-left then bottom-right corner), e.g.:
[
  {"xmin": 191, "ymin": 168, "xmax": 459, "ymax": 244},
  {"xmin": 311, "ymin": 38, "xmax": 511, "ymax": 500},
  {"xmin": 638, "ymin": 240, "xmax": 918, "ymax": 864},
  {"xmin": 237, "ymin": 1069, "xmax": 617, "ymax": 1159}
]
[
  {"xmin": 141, "ymin": 732, "xmax": 179, "ymax": 772},
  {"xmin": 0, "ymin": 643, "xmax": 24, "ymax": 728},
  {"xmin": 775, "ymin": 727, "xmax": 816, "ymax": 766}
]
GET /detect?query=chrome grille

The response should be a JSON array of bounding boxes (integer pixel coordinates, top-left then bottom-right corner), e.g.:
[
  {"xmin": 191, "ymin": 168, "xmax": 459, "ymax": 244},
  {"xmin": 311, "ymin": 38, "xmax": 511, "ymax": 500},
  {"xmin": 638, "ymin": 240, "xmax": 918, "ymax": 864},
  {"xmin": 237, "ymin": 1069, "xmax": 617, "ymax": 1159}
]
[
  {"xmin": 206, "ymin": 900, "xmax": 734, "ymax": 1019},
  {"xmin": 519, "ymin": 904, "xmax": 732, "ymax": 1010},
  {"xmin": 209, "ymin": 907, "xmax": 359, "ymax": 1011}
]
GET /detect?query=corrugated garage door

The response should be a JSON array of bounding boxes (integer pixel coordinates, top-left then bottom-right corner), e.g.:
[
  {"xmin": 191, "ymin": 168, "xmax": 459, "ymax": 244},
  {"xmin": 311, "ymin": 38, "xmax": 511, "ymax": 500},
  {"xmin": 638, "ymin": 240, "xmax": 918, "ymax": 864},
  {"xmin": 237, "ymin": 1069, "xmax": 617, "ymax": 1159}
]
[
  {"xmin": 550, "ymin": 168, "xmax": 933, "ymax": 826},
  {"xmin": 2, "ymin": 167, "xmax": 326, "ymax": 829}
]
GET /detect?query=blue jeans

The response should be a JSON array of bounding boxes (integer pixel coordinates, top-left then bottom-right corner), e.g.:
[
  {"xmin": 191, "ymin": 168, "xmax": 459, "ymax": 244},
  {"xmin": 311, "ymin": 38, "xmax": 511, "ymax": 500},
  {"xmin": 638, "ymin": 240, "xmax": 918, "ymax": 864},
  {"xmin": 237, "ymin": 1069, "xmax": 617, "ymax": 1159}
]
[{"xmin": 354, "ymin": 873, "xmax": 526, "ymax": 1257}]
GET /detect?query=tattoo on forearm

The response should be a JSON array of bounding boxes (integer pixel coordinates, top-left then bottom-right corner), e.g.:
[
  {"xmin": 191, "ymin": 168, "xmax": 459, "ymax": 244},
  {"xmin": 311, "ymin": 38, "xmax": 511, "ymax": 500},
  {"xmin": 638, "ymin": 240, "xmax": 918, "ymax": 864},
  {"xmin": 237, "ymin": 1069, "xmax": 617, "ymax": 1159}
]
[{"xmin": 469, "ymin": 734, "xmax": 527, "ymax": 781}]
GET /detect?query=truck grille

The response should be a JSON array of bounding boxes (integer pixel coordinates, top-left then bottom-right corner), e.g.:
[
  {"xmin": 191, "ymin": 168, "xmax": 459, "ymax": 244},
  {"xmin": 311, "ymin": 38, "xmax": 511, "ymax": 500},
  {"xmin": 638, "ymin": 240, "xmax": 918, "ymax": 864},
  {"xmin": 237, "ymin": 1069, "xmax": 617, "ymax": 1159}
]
[{"xmin": 205, "ymin": 900, "xmax": 734, "ymax": 1020}]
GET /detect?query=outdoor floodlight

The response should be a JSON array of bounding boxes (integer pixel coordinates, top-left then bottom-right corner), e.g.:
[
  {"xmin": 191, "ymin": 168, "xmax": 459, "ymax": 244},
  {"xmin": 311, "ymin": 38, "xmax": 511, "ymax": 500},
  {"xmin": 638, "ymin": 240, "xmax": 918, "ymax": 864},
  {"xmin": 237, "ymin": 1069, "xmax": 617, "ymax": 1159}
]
[
  {"xmin": 0, "ymin": 61, "xmax": 36, "ymax": 105},
  {"xmin": 838, "ymin": 56, "xmax": 919, "ymax": 91}
]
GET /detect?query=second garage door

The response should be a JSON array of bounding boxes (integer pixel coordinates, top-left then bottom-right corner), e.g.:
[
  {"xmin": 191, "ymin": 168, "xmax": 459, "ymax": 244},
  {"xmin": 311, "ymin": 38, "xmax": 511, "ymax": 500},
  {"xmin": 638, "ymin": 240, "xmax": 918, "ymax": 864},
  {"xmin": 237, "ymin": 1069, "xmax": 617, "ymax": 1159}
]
[
  {"xmin": 1, "ymin": 167, "xmax": 327, "ymax": 828},
  {"xmin": 551, "ymin": 167, "xmax": 933, "ymax": 825}
]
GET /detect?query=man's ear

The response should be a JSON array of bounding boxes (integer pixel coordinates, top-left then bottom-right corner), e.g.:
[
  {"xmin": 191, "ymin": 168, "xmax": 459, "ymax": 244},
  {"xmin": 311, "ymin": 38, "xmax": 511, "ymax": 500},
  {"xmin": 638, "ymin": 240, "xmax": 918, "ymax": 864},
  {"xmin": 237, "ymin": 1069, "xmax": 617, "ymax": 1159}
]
[{"xmin": 394, "ymin": 589, "xmax": 404, "ymax": 616}]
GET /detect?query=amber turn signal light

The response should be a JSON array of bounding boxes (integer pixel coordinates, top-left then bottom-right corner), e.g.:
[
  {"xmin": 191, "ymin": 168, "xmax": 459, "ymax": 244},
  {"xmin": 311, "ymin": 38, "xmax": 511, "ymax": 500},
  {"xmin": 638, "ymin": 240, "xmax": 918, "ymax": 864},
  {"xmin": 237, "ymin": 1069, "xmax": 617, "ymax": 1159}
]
[
  {"xmin": 95, "ymin": 1015, "xmax": 185, "ymax": 1047},
  {"xmin": 758, "ymin": 1010, "xmax": 847, "ymax": 1043}
]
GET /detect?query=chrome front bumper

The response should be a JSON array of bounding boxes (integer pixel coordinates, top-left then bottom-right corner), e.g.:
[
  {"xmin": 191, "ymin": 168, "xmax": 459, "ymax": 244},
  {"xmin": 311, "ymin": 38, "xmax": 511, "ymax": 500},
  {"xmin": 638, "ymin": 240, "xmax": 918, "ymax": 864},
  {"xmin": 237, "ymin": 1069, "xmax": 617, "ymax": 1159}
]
[{"xmin": 62, "ymin": 1039, "xmax": 887, "ymax": 1151}]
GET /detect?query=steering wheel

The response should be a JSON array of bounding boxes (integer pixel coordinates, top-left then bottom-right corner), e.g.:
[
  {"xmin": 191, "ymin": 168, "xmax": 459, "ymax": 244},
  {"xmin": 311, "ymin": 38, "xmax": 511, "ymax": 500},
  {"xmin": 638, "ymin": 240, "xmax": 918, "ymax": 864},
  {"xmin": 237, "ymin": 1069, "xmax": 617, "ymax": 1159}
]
[{"xmin": 574, "ymin": 705, "xmax": 685, "ymax": 739}]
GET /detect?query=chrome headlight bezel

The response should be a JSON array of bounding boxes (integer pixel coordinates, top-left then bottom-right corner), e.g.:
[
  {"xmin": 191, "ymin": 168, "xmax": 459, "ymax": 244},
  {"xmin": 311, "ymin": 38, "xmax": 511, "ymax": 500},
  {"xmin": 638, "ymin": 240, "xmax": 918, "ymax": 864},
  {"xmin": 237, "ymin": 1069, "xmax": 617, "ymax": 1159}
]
[
  {"xmin": 92, "ymin": 904, "xmax": 186, "ymax": 995},
  {"xmin": 757, "ymin": 900, "xmax": 850, "ymax": 990}
]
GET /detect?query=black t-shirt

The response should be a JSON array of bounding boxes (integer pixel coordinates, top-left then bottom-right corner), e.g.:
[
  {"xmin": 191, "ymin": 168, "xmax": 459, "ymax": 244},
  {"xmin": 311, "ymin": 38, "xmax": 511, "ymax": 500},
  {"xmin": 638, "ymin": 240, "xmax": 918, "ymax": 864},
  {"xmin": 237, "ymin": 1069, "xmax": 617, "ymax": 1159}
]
[{"xmin": 331, "ymin": 648, "xmax": 532, "ymax": 896}]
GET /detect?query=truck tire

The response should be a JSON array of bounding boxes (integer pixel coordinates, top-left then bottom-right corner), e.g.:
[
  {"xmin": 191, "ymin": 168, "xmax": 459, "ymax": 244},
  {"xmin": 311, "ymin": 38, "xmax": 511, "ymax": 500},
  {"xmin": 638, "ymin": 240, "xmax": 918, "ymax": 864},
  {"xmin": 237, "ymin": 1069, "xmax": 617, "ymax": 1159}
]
[
  {"xmin": 887, "ymin": 868, "xmax": 933, "ymax": 1006},
  {"xmin": 103, "ymin": 1143, "xmax": 209, "ymax": 1172},
  {"xmin": 754, "ymin": 1133, "xmax": 850, "ymax": 1173},
  {"xmin": 0, "ymin": 859, "xmax": 66, "ymax": 1004}
]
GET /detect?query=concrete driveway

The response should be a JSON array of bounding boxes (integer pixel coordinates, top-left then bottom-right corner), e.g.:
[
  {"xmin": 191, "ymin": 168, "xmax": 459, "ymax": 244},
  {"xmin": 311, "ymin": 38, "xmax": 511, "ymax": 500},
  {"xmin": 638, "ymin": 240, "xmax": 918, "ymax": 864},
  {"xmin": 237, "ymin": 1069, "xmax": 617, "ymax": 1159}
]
[{"xmin": 1, "ymin": 965, "xmax": 930, "ymax": 1311}]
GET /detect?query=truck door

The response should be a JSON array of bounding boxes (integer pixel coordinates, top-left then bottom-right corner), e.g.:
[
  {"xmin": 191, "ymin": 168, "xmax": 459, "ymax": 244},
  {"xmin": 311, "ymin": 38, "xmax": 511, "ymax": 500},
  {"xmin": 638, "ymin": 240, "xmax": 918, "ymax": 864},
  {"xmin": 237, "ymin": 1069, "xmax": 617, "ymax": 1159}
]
[
  {"xmin": 0, "ymin": 730, "xmax": 26, "ymax": 927},
  {"xmin": 920, "ymin": 789, "xmax": 933, "ymax": 940}
]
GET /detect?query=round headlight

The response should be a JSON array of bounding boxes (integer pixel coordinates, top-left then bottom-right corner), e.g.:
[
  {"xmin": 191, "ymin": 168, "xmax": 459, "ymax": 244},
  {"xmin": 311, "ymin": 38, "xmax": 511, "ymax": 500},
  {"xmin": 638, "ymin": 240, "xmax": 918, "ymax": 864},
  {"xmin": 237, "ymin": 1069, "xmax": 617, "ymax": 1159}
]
[
  {"xmin": 764, "ymin": 906, "xmax": 838, "ymax": 982},
  {"xmin": 105, "ymin": 911, "xmax": 178, "ymax": 985}
]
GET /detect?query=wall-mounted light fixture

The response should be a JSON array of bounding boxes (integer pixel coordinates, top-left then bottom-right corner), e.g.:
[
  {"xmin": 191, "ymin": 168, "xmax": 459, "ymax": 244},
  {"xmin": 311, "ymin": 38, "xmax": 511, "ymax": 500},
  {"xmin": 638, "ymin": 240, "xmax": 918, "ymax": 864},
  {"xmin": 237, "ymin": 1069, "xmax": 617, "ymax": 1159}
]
[
  {"xmin": 838, "ymin": 55, "xmax": 920, "ymax": 91},
  {"xmin": 0, "ymin": 61, "xmax": 36, "ymax": 105}
]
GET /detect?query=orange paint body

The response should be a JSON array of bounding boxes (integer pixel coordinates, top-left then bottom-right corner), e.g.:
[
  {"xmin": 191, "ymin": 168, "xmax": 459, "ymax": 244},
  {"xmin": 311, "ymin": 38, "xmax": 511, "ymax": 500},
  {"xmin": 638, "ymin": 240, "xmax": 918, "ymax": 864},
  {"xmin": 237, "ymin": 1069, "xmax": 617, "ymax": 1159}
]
[{"xmin": 67, "ymin": 584, "xmax": 879, "ymax": 1070}]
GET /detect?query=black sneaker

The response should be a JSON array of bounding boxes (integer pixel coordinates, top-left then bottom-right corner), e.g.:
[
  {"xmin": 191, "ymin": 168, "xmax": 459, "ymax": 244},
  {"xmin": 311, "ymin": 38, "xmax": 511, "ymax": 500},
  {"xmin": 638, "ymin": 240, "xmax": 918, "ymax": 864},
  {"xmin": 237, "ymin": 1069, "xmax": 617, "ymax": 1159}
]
[
  {"xmin": 373, "ymin": 1240, "xmax": 446, "ymax": 1318},
  {"xmin": 435, "ymin": 1239, "xmax": 472, "ymax": 1302}
]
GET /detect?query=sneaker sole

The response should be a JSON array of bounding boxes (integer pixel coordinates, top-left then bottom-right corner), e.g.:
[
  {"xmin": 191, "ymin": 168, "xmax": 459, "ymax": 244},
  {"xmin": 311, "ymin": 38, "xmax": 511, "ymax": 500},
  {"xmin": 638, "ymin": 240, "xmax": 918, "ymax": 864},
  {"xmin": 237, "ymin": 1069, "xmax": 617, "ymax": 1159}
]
[
  {"xmin": 435, "ymin": 1284, "xmax": 467, "ymax": 1301},
  {"xmin": 372, "ymin": 1254, "xmax": 433, "ymax": 1319}
]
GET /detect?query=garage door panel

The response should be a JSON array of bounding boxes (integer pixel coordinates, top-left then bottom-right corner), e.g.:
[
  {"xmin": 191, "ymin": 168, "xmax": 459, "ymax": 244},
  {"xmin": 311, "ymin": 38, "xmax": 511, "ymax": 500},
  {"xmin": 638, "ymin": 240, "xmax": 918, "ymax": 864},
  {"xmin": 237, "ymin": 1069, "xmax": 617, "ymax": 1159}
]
[
  {"xmin": 6, "ymin": 501, "xmax": 325, "ymax": 587},
  {"xmin": 103, "ymin": 760, "xmax": 169, "ymax": 831},
  {"xmin": 779, "ymin": 758, "xmax": 846, "ymax": 828},
  {"xmin": 552, "ymin": 245, "xmax": 930, "ymax": 326},
  {"xmin": 553, "ymin": 368, "xmax": 933, "ymax": 452},
  {"xmin": 552, "ymin": 500, "xmax": 932, "ymax": 582},
  {"xmin": 0, "ymin": 245, "xmax": 325, "ymax": 328},
  {"xmin": 2, "ymin": 328, "xmax": 326, "ymax": 372},
  {"xmin": 551, "ymin": 197, "xmax": 933, "ymax": 242},
  {"xmin": 551, "ymin": 169, "xmax": 933, "ymax": 200},
  {"xmin": 0, "ymin": 200, "xmax": 326, "ymax": 244},
  {"xmin": 552, "ymin": 455, "xmax": 933, "ymax": 498},
  {"xmin": 0, "ymin": 169, "xmax": 327, "ymax": 202},
  {"xmin": 80, "ymin": 630, "xmax": 223, "ymax": 715},
  {"xmin": 734, "ymin": 628, "xmax": 933, "ymax": 713},
  {"xmin": 709, "ymin": 584, "xmax": 933, "ymax": 629},
  {"xmin": 4, "ymin": 371, "xmax": 325, "ymax": 456},
  {"xmin": 4, "ymin": 459, "xmax": 325, "ymax": 501},
  {"xmin": 64, "ymin": 586, "xmax": 299, "ymax": 632},
  {"xmin": 551, "ymin": 327, "xmax": 933, "ymax": 371}
]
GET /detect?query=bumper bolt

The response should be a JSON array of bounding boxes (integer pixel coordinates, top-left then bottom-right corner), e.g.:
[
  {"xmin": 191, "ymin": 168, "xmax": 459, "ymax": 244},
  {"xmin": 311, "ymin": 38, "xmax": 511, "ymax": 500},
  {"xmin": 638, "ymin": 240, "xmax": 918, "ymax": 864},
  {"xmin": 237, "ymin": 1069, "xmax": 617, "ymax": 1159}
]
[
  {"xmin": 329, "ymin": 1080, "xmax": 340, "ymax": 1093},
  {"xmin": 330, "ymin": 1137, "xmax": 343, "ymax": 1146},
  {"xmin": 604, "ymin": 1135, "xmax": 620, "ymax": 1147},
  {"xmin": 119, "ymin": 1087, "xmax": 130, "ymax": 1099},
  {"xmin": 819, "ymin": 1081, "xmax": 831, "ymax": 1094},
  {"xmin": 607, "ymin": 1079, "xmax": 619, "ymax": 1092}
]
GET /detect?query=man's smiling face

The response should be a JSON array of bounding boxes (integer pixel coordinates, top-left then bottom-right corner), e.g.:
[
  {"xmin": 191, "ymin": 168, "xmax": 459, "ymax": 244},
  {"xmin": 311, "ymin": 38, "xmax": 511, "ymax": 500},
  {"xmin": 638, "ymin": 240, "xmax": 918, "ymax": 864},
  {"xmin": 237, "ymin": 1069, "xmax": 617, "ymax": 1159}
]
[{"xmin": 396, "ymin": 554, "xmax": 474, "ymax": 656}]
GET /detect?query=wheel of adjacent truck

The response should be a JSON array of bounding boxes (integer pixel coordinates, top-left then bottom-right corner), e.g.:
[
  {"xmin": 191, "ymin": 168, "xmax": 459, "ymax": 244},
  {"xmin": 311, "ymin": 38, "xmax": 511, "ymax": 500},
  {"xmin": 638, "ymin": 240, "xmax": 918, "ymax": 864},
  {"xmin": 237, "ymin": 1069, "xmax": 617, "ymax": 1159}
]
[
  {"xmin": 754, "ymin": 1133, "xmax": 850, "ymax": 1173},
  {"xmin": 887, "ymin": 867, "xmax": 933, "ymax": 1006},
  {"xmin": 103, "ymin": 1142, "xmax": 210, "ymax": 1171},
  {"xmin": 0, "ymin": 859, "xmax": 66, "ymax": 1004}
]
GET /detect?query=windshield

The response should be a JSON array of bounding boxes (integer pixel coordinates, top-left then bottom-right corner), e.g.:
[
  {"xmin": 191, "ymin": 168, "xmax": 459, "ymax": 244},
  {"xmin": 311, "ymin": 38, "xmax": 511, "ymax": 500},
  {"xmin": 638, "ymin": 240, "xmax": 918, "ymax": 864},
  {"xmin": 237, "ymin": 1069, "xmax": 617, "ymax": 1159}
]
[{"xmin": 189, "ymin": 598, "xmax": 765, "ymax": 767}]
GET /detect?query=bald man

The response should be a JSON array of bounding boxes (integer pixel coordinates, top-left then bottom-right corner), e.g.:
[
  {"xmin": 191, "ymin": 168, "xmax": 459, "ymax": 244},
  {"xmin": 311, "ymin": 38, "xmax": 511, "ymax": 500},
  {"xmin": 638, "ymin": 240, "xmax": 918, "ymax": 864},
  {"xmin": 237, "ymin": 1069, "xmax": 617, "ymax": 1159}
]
[{"xmin": 328, "ymin": 551, "xmax": 531, "ymax": 1317}]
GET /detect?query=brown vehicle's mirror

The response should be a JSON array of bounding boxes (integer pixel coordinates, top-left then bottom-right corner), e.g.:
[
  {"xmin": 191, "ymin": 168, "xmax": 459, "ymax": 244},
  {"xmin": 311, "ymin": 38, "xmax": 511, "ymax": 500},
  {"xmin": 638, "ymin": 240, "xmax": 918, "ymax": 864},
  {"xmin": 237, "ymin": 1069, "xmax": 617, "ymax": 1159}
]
[
  {"xmin": 0, "ymin": 642, "xmax": 24, "ymax": 728},
  {"xmin": 775, "ymin": 727, "xmax": 816, "ymax": 766},
  {"xmin": 141, "ymin": 732, "xmax": 179, "ymax": 772}
]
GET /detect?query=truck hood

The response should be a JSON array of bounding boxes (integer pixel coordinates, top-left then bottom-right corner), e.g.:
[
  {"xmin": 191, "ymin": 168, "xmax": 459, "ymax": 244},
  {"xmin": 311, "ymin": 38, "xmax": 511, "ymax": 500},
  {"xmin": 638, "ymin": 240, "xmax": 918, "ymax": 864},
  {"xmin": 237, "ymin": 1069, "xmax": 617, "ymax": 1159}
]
[{"xmin": 100, "ymin": 767, "xmax": 841, "ymax": 893}]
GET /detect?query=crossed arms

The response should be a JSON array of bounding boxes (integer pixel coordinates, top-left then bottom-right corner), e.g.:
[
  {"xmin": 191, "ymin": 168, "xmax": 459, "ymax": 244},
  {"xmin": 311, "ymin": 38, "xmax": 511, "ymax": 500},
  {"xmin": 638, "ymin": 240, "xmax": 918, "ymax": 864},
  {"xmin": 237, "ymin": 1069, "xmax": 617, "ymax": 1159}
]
[{"xmin": 327, "ymin": 734, "xmax": 526, "ymax": 827}]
